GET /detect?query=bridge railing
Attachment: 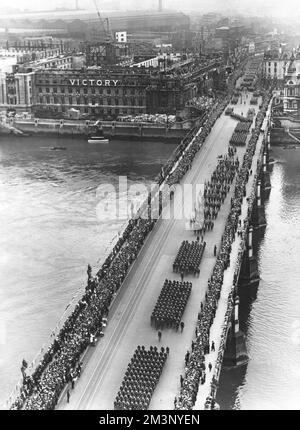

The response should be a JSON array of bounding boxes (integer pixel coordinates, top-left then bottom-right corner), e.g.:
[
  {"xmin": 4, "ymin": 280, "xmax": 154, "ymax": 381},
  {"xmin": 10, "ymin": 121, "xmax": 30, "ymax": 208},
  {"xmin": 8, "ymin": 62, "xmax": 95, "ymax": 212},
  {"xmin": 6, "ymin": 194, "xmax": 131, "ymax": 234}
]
[{"xmin": 209, "ymin": 102, "xmax": 271, "ymax": 404}]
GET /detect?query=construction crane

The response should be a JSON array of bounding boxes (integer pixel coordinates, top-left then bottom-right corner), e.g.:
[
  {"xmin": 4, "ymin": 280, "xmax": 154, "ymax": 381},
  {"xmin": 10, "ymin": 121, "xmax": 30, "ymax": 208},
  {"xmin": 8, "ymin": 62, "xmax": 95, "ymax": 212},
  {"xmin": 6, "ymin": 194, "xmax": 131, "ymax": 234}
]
[
  {"xmin": 93, "ymin": 0, "xmax": 113, "ymax": 43},
  {"xmin": 83, "ymin": 0, "xmax": 116, "ymax": 66}
]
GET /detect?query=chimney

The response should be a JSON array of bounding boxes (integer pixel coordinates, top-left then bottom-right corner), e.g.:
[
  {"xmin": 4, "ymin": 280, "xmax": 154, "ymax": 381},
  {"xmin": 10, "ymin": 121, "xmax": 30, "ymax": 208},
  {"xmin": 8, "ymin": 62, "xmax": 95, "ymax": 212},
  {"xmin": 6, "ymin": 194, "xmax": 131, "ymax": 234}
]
[{"xmin": 158, "ymin": 0, "xmax": 162, "ymax": 12}]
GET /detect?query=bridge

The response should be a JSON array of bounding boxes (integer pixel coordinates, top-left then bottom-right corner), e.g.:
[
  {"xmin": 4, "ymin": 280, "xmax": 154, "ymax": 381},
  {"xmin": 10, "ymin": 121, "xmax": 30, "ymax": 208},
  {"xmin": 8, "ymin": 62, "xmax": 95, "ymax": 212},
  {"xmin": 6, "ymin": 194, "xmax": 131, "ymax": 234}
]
[
  {"xmin": 7, "ymin": 59, "xmax": 273, "ymax": 411},
  {"xmin": 55, "ymin": 87, "xmax": 272, "ymax": 409}
]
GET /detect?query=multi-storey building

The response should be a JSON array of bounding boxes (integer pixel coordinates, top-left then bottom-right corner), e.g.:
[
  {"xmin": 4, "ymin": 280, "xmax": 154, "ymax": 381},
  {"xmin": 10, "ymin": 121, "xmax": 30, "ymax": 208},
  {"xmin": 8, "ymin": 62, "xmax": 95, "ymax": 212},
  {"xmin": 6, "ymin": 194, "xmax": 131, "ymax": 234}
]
[
  {"xmin": 0, "ymin": 70, "xmax": 34, "ymax": 110},
  {"xmin": 283, "ymin": 53, "xmax": 300, "ymax": 113},
  {"xmin": 0, "ymin": 57, "xmax": 224, "ymax": 117},
  {"xmin": 262, "ymin": 50, "xmax": 288, "ymax": 80},
  {"xmin": 33, "ymin": 67, "xmax": 149, "ymax": 117}
]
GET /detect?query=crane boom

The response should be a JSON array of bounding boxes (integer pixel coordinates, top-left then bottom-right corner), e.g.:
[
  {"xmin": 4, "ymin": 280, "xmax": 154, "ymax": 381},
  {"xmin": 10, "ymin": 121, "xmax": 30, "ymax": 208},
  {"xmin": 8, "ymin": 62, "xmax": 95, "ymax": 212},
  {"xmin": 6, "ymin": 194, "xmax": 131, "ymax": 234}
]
[{"xmin": 93, "ymin": 0, "xmax": 111, "ymax": 41}]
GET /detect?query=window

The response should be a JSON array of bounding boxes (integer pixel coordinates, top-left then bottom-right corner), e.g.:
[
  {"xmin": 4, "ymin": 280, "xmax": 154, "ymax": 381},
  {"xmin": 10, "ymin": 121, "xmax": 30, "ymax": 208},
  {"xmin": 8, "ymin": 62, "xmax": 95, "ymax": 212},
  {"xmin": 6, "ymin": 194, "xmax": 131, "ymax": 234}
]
[
  {"xmin": 69, "ymin": 97, "xmax": 72, "ymax": 105},
  {"xmin": 46, "ymin": 87, "xmax": 50, "ymax": 93}
]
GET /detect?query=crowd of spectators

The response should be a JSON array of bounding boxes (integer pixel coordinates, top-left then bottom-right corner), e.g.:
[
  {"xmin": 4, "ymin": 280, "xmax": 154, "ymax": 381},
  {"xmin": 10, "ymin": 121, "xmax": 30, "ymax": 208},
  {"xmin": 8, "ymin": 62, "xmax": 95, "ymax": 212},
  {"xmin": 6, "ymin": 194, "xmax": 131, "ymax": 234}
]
[
  {"xmin": 9, "ymin": 61, "xmax": 246, "ymax": 411},
  {"xmin": 114, "ymin": 346, "xmax": 168, "ymax": 410},
  {"xmin": 186, "ymin": 96, "xmax": 215, "ymax": 112},
  {"xmin": 175, "ymin": 88, "xmax": 273, "ymax": 410},
  {"xmin": 116, "ymin": 114, "xmax": 176, "ymax": 125},
  {"xmin": 154, "ymin": 64, "xmax": 245, "ymax": 188},
  {"xmin": 166, "ymin": 97, "xmax": 236, "ymax": 187},
  {"xmin": 10, "ymin": 218, "xmax": 155, "ymax": 410}
]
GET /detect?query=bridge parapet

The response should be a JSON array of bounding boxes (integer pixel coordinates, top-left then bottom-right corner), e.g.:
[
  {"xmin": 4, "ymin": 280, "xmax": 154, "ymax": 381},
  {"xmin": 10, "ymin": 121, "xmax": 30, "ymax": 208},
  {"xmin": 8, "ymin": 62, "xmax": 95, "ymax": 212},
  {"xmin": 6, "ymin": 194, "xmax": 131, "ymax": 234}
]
[{"xmin": 205, "ymin": 96, "xmax": 273, "ymax": 409}]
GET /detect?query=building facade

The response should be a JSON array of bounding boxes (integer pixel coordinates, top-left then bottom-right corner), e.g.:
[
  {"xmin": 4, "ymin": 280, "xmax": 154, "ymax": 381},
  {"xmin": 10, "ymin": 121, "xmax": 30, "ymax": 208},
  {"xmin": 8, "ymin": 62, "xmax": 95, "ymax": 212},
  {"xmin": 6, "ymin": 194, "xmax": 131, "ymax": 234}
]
[
  {"xmin": 32, "ymin": 67, "xmax": 148, "ymax": 117},
  {"xmin": 283, "ymin": 54, "xmax": 300, "ymax": 113},
  {"xmin": 0, "ymin": 70, "xmax": 34, "ymax": 110},
  {"xmin": 262, "ymin": 49, "xmax": 290, "ymax": 81},
  {"xmin": 0, "ymin": 58, "xmax": 224, "ymax": 117}
]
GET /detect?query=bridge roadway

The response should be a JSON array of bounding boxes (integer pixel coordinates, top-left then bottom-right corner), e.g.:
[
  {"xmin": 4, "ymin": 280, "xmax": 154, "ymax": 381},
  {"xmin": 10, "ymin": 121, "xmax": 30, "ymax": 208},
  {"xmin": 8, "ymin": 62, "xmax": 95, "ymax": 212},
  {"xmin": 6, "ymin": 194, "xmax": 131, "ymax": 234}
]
[
  {"xmin": 59, "ymin": 92, "xmax": 259, "ymax": 411},
  {"xmin": 194, "ymin": 99, "xmax": 271, "ymax": 409}
]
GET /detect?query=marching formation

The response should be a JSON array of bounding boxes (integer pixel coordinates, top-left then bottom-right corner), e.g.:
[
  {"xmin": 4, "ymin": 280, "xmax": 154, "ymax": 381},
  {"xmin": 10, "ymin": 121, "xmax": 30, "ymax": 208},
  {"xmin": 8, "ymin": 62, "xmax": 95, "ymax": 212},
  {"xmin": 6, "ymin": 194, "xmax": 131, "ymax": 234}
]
[
  {"xmin": 9, "ymin": 60, "xmax": 253, "ymax": 411},
  {"xmin": 151, "ymin": 280, "xmax": 192, "ymax": 331},
  {"xmin": 173, "ymin": 241, "xmax": 206, "ymax": 276},
  {"xmin": 114, "ymin": 346, "xmax": 168, "ymax": 410},
  {"xmin": 204, "ymin": 152, "xmax": 239, "ymax": 221},
  {"xmin": 175, "ymin": 87, "xmax": 273, "ymax": 410}
]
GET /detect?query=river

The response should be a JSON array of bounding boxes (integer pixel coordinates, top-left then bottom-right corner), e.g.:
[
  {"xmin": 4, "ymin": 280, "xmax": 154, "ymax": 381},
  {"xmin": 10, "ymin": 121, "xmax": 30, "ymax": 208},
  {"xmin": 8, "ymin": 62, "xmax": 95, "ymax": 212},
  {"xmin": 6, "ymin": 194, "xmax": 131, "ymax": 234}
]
[
  {"xmin": 217, "ymin": 145, "xmax": 300, "ymax": 410},
  {"xmin": 1, "ymin": 137, "xmax": 300, "ymax": 409},
  {"xmin": 0, "ymin": 136, "xmax": 174, "ymax": 406}
]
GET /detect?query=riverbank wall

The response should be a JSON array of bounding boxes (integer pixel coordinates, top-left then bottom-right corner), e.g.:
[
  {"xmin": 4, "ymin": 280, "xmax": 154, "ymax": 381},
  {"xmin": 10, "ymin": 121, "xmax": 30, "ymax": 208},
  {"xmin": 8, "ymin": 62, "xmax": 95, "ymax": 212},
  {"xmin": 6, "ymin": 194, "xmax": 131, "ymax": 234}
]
[{"xmin": 1, "ymin": 118, "xmax": 191, "ymax": 143}]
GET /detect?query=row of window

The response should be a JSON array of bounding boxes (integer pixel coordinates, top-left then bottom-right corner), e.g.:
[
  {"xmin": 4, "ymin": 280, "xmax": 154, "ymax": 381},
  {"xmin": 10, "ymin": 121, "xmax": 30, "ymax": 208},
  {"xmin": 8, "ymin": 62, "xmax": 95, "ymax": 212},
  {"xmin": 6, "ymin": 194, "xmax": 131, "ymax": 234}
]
[
  {"xmin": 38, "ymin": 87, "xmax": 145, "ymax": 96},
  {"xmin": 285, "ymin": 88, "xmax": 300, "ymax": 96},
  {"xmin": 48, "ymin": 107, "xmax": 145, "ymax": 115},
  {"xmin": 36, "ymin": 78, "xmax": 141, "ymax": 85},
  {"xmin": 39, "ymin": 96, "xmax": 145, "ymax": 106},
  {"xmin": 284, "ymin": 100, "xmax": 298, "ymax": 109}
]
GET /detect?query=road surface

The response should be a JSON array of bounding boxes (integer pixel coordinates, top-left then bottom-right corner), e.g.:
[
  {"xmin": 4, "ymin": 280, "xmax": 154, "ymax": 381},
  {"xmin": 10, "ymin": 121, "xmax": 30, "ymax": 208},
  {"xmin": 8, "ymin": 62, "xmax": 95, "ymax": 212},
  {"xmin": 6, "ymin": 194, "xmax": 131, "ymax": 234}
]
[{"xmin": 59, "ymin": 92, "xmax": 260, "ymax": 410}]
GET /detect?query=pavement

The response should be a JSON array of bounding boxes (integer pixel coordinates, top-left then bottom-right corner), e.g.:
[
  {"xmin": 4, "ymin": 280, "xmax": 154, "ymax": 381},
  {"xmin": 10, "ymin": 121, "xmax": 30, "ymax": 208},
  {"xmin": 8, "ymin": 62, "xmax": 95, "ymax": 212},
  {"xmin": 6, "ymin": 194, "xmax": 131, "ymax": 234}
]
[{"xmin": 58, "ymin": 92, "xmax": 261, "ymax": 411}]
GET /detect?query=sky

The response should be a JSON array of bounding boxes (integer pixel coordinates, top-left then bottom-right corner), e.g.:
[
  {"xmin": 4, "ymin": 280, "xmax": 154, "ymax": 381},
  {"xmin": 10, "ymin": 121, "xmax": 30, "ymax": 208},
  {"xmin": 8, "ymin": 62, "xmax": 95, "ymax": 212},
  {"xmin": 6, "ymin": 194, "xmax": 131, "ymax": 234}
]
[{"xmin": 1, "ymin": 0, "xmax": 300, "ymax": 19}]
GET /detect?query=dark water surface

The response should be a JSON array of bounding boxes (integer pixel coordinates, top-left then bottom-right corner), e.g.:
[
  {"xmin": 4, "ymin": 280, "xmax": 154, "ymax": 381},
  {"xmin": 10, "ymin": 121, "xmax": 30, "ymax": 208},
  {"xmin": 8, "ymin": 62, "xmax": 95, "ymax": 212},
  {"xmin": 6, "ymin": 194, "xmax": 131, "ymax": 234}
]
[{"xmin": 217, "ymin": 146, "xmax": 300, "ymax": 410}]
